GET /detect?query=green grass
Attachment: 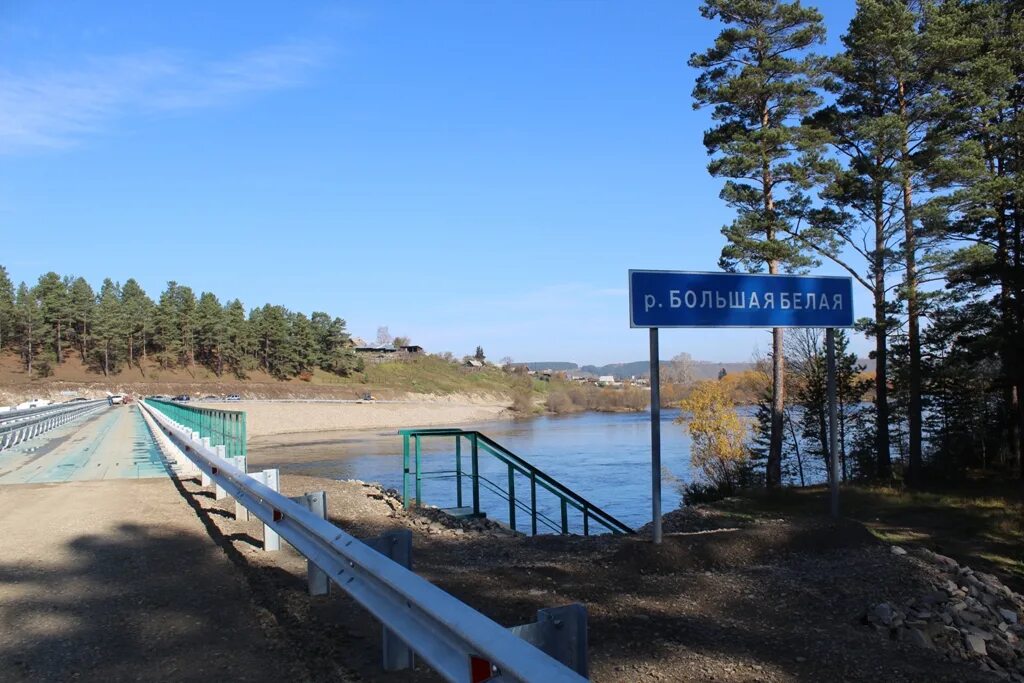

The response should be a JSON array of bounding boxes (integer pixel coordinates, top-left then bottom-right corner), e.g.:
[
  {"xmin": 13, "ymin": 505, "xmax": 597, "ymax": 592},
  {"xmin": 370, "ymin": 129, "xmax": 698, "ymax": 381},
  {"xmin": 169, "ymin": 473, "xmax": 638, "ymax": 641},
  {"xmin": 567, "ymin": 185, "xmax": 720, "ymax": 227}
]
[
  {"xmin": 308, "ymin": 356, "xmax": 541, "ymax": 397},
  {"xmin": 713, "ymin": 483, "xmax": 1024, "ymax": 588}
]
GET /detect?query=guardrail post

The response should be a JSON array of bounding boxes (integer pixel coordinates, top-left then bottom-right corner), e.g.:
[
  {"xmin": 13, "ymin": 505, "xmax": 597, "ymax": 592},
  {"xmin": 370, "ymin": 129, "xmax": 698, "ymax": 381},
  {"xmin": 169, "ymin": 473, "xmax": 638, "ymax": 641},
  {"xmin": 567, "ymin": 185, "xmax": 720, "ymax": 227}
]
[
  {"xmin": 214, "ymin": 445, "xmax": 228, "ymax": 500},
  {"xmin": 255, "ymin": 468, "xmax": 281, "ymax": 551},
  {"xmin": 193, "ymin": 431, "xmax": 211, "ymax": 487},
  {"xmin": 289, "ymin": 491, "xmax": 330, "ymax": 596},
  {"xmin": 508, "ymin": 604, "xmax": 589, "ymax": 678},
  {"xmin": 363, "ymin": 530, "xmax": 414, "ymax": 671},
  {"xmin": 230, "ymin": 456, "xmax": 250, "ymax": 521}
]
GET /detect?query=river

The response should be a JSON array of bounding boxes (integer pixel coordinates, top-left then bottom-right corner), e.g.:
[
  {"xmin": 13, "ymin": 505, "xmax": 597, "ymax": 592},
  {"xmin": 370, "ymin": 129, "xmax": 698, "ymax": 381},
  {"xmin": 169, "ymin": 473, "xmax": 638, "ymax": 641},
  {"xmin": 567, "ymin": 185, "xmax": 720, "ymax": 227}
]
[
  {"xmin": 252, "ymin": 406, "xmax": 831, "ymax": 533},
  {"xmin": 253, "ymin": 409, "xmax": 711, "ymax": 532}
]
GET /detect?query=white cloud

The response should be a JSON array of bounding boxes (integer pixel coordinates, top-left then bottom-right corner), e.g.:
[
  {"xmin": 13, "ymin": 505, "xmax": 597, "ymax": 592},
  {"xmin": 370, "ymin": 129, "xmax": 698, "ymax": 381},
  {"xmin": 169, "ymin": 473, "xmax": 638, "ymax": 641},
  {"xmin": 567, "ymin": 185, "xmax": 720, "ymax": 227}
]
[{"xmin": 0, "ymin": 42, "xmax": 330, "ymax": 153}]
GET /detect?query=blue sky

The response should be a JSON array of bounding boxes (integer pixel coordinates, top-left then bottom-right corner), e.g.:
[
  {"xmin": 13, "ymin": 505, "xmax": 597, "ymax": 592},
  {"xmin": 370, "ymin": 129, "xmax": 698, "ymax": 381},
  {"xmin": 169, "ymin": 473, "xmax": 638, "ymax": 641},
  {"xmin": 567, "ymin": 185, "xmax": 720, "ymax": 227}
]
[{"xmin": 1, "ymin": 1, "xmax": 865, "ymax": 365}]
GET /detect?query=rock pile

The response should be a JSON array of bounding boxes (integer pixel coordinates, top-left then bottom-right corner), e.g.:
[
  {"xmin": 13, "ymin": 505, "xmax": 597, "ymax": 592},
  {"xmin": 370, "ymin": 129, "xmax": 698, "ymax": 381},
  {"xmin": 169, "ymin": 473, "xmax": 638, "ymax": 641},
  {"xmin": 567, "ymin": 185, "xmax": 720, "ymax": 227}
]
[
  {"xmin": 866, "ymin": 546, "xmax": 1024, "ymax": 680},
  {"xmin": 356, "ymin": 481, "xmax": 522, "ymax": 538},
  {"xmin": 407, "ymin": 503, "xmax": 523, "ymax": 538}
]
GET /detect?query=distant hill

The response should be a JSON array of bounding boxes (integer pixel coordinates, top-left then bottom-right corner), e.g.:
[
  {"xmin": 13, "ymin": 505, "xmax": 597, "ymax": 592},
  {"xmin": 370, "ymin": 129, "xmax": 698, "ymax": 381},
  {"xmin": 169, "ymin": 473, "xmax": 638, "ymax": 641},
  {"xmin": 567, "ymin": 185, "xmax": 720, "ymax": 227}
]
[
  {"xmin": 521, "ymin": 362, "xmax": 579, "ymax": 371},
  {"xmin": 579, "ymin": 361, "xmax": 756, "ymax": 380},
  {"xmin": 579, "ymin": 361, "xmax": 651, "ymax": 379},
  {"xmin": 524, "ymin": 356, "xmax": 875, "ymax": 380}
]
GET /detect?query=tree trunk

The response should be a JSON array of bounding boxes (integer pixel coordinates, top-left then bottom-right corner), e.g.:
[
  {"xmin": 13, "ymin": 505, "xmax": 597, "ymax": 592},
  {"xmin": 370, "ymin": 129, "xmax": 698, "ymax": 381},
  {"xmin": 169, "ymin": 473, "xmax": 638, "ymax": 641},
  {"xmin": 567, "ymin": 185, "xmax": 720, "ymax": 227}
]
[
  {"xmin": 769, "ymin": 326, "xmax": 785, "ymax": 488},
  {"xmin": 81, "ymin": 318, "xmax": 88, "ymax": 363},
  {"xmin": 785, "ymin": 408, "xmax": 805, "ymax": 487},
  {"xmin": 839, "ymin": 394, "xmax": 849, "ymax": 483},
  {"xmin": 874, "ymin": 284, "xmax": 892, "ymax": 479},
  {"xmin": 103, "ymin": 343, "xmax": 109, "ymax": 377},
  {"xmin": 817, "ymin": 391, "xmax": 830, "ymax": 485},
  {"xmin": 996, "ymin": 201, "xmax": 1021, "ymax": 472},
  {"xmin": 899, "ymin": 79, "xmax": 923, "ymax": 487},
  {"xmin": 762, "ymin": 98, "xmax": 784, "ymax": 490},
  {"xmin": 1009, "ymin": 164, "xmax": 1023, "ymax": 478},
  {"xmin": 26, "ymin": 323, "xmax": 32, "ymax": 376},
  {"xmin": 872, "ymin": 167, "xmax": 893, "ymax": 479},
  {"xmin": 56, "ymin": 319, "xmax": 62, "ymax": 364}
]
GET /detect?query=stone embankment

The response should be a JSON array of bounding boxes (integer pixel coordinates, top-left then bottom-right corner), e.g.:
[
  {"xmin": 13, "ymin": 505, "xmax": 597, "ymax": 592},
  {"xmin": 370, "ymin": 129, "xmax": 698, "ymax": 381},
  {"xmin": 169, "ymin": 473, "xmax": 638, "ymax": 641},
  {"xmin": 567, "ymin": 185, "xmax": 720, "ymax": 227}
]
[
  {"xmin": 867, "ymin": 546, "xmax": 1024, "ymax": 680},
  {"xmin": 357, "ymin": 481, "xmax": 524, "ymax": 538}
]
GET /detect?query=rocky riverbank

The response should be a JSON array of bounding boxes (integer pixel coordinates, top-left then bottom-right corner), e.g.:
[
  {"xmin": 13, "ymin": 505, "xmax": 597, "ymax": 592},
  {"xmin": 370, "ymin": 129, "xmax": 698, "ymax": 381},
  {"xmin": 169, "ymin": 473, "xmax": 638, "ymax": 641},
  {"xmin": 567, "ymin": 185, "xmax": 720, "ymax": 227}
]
[{"xmin": 867, "ymin": 546, "xmax": 1024, "ymax": 680}]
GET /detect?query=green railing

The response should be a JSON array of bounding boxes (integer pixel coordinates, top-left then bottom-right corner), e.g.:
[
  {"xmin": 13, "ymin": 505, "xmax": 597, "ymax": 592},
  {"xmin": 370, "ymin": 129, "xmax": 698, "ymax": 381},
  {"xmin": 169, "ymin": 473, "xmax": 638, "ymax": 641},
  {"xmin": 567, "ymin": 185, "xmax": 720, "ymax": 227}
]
[
  {"xmin": 400, "ymin": 428, "xmax": 633, "ymax": 536},
  {"xmin": 145, "ymin": 398, "xmax": 247, "ymax": 457}
]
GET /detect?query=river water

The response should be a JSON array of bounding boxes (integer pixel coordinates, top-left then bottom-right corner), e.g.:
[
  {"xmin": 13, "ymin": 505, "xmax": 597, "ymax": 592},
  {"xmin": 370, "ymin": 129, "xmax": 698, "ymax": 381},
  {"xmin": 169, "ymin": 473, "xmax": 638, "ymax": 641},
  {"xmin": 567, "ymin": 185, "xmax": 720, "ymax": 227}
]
[{"xmin": 257, "ymin": 409, "xmax": 703, "ymax": 532}]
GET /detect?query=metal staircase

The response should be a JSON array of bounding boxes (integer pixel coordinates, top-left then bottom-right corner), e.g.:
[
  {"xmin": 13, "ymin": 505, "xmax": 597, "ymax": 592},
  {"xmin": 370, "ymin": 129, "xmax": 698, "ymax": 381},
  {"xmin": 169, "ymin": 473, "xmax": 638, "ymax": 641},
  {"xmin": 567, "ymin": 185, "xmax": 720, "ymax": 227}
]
[{"xmin": 399, "ymin": 428, "xmax": 633, "ymax": 536}]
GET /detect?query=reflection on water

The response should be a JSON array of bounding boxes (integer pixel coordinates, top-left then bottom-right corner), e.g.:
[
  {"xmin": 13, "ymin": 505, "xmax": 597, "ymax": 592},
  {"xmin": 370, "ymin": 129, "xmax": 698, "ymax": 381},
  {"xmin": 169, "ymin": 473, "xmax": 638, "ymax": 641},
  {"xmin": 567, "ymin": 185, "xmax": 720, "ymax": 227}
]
[{"xmin": 254, "ymin": 409, "xmax": 699, "ymax": 531}]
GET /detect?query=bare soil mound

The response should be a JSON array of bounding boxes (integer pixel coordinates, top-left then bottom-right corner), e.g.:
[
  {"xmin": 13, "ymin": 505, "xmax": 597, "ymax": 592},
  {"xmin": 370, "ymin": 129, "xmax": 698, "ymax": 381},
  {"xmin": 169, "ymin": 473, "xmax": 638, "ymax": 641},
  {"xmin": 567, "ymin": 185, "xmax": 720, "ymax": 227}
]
[{"xmin": 612, "ymin": 517, "xmax": 879, "ymax": 574}]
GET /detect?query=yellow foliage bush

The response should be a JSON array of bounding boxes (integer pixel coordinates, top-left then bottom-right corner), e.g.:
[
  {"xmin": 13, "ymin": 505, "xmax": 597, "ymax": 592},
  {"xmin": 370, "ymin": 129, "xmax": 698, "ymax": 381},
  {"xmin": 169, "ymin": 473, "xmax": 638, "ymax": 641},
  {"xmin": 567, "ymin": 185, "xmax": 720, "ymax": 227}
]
[{"xmin": 677, "ymin": 380, "xmax": 750, "ymax": 490}]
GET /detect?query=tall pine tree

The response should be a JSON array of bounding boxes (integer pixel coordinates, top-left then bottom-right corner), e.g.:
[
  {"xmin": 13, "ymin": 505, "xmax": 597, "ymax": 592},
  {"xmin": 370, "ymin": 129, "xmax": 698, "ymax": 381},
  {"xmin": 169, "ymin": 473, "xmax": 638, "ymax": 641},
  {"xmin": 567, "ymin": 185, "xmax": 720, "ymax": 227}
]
[
  {"xmin": 0, "ymin": 266, "xmax": 14, "ymax": 352},
  {"xmin": 689, "ymin": 0, "xmax": 827, "ymax": 487}
]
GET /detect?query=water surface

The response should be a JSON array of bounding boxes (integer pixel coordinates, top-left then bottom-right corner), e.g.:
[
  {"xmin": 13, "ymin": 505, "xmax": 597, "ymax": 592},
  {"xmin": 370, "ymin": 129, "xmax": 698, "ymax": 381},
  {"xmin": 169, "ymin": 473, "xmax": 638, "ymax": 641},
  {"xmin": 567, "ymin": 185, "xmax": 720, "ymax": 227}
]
[{"xmin": 252, "ymin": 409, "xmax": 699, "ymax": 532}]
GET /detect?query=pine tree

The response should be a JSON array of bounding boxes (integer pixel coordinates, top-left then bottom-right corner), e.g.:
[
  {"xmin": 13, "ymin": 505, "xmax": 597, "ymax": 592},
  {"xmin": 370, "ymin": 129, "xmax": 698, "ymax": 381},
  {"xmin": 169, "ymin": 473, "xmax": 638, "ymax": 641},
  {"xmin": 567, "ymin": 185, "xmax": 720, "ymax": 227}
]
[
  {"xmin": 289, "ymin": 312, "xmax": 319, "ymax": 375},
  {"xmin": 176, "ymin": 285, "xmax": 198, "ymax": 371},
  {"xmin": 92, "ymin": 279, "xmax": 125, "ymax": 376},
  {"xmin": 251, "ymin": 304, "xmax": 291, "ymax": 378},
  {"xmin": 154, "ymin": 282, "xmax": 197, "ymax": 369},
  {"xmin": 154, "ymin": 283, "xmax": 181, "ymax": 368},
  {"xmin": 797, "ymin": 0, "xmax": 919, "ymax": 479},
  {"xmin": 311, "ymin": 312, "xmax": 361, "ymax": 376},
  {"xmin": 195, "ymin": 292, "xmax": 227, "ymax": 375},
  {"xmin": 0, "ymin": 266, "xmax": 14, "ymax": 352},
  {"xmin": 14, "ymin": 282, "xmax": 40, "ymax": 374},
  {"xmin": 67, "ymin": 277, "xmax": 95, "ymax": 363},
  {"xmin": 222, "ymin": 299, "xmax": 251, "ymax": 378},
  {"xmin": 924, "ymin": 0, "xmax": 1024, "ymax": 477},
  {"xmin": 689, "ymin": 0, "xmax": 827, "ymax": 488},
  {"xmin": 35, "ymin": 271, "xmax": 70, "ymax": 365},
  {"xmin": 120, "ymin": 278, "xmax": 154, "ymax": 370}
]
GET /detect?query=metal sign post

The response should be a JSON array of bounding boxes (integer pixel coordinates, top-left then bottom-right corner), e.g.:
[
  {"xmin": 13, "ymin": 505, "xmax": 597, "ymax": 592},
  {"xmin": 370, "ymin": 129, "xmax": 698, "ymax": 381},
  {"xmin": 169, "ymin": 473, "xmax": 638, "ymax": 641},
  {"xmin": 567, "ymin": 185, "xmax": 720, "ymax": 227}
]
[
  {"xmin": 649, "ymin": 328, "xmax": 662, "ymax": 544},
  {"xmin": 629, "ymin": 270, "xmax": 854, "ymax": 543}
]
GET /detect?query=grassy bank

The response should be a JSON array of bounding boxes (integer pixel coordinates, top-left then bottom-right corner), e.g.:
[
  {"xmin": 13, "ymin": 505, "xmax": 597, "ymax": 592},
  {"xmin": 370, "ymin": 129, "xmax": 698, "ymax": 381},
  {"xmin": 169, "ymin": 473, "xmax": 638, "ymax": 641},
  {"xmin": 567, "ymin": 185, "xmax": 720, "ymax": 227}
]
[
  {"xmin": 0, "ymin": 351, "xmax": 541, "ymax": 404},
  {"xmin": 708, "ymin": 483, "xmax": 1024, "ymax": 590}
]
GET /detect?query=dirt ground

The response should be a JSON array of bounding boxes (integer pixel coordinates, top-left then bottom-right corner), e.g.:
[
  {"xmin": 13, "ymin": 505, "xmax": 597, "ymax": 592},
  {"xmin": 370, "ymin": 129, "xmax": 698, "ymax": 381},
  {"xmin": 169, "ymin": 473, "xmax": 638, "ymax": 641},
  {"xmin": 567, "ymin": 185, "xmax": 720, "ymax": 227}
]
[
  {"xmin": 173, "ymin": 472, "xmax": 997, "ymax": 682},
  {"xmin": 0, "ymin": 479, "xmax": 303, "ymax": 682}
]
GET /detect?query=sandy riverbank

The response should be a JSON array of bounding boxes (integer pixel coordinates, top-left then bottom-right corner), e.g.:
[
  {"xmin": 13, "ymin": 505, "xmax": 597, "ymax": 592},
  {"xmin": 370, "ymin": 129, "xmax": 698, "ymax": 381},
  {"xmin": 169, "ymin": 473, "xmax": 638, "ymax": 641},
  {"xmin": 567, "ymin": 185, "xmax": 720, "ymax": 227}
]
[{"xmin": 204, "ymin": 393, "xmax": 512, "ymax": 438}]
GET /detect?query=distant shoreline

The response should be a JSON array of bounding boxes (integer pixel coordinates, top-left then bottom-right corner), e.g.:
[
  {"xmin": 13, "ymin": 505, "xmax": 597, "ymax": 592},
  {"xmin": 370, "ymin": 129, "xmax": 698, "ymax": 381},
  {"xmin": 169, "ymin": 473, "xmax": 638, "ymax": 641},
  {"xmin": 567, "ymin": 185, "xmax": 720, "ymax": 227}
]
[{"xmin": 216, "ymin": 396, "xmax": 512, "ymax": 439}]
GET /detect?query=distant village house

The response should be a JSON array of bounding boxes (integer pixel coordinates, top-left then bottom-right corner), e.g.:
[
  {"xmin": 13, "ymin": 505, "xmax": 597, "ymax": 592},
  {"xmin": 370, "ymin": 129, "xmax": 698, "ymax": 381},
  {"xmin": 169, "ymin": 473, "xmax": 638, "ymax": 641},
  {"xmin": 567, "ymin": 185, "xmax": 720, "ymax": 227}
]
[{"xmin": 354, "ymin": 344, "xmax": 424, "ymax": 365}]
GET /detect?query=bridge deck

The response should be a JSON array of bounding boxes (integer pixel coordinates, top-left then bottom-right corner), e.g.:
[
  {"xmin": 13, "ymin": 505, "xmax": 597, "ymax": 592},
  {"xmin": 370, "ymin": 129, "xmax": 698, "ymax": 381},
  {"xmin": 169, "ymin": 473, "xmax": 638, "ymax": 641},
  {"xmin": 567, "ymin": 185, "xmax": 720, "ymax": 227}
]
[
  {"xmin": 0, "ymin": 406, "xmax": 169, "ymax": 485},
  {"xmin": 0, "ymin": 405, "xmax": 299, "ymax": 681}
]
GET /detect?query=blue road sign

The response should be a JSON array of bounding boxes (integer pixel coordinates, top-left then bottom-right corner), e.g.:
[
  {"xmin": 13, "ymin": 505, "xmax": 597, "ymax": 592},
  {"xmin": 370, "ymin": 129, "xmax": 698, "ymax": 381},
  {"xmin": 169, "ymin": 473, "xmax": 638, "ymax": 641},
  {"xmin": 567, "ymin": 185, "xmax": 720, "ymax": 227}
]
[{"xmin": 629, "ymin": 270, "xmax": 854, "ymax": 328}]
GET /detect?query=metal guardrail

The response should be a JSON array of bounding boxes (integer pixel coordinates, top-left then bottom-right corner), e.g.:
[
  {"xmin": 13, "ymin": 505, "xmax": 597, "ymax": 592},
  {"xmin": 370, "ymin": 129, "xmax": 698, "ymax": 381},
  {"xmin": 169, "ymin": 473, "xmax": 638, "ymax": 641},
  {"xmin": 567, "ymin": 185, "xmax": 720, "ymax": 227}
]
[
  {"xmin": 145, "ymin": 398, "xmax": 247, "ymax": 456},
  {"xmin": 139, "ymin": 402, "xmax": 589, "ymax": 683},
  {"xmin": 0, "ymin": 400, "xmax": 108, "ymax": 451},
  {"xmin": 400, "ymin": 428, "xmax": 634, "ymax": 536}
]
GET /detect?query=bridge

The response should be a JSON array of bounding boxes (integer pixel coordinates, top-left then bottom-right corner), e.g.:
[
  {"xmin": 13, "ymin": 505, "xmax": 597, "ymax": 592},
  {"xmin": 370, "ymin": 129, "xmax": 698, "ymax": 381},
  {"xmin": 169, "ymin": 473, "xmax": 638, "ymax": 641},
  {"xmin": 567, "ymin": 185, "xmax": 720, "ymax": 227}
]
[{"xmin": 0, "ymin": 399, "xmax": 613, "ymax": 682}]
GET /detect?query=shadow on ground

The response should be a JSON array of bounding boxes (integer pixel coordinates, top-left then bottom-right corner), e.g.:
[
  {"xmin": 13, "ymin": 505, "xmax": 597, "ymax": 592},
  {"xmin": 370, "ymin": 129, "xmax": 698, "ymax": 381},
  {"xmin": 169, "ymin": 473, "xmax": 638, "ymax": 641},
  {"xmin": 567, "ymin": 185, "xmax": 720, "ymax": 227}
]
[{"xmin": 0, "ymin": 520, "xmax": 297, "ymax": 683}]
